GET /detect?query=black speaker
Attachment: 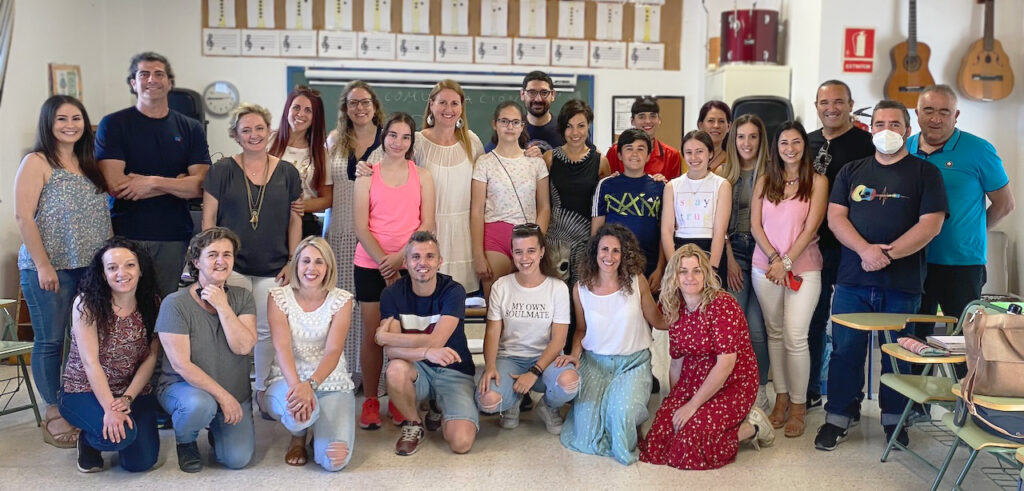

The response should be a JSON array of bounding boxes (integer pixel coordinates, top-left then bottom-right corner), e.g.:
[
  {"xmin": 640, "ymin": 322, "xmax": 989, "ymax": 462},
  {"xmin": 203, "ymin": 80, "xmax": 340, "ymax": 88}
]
[
  {"xmin": 168, "ymin": 88, "xmax": 207, "ymax": 134},
  {"xmin": 731, "ymin": 95, "xmax": 794, "ymax": 142}
]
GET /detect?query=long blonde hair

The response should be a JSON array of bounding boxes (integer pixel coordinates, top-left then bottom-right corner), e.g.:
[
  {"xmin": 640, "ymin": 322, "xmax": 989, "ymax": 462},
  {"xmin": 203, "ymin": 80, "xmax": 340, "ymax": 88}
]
[
  {"xmin": 423, "ymin": 79, "xmax": 474, "ymax": 160},
  {"xmin": 719, "ymin": 114, "xmax": 769, "ymax": 185},
  {"xmin": 659, "ymin": 244, "xmax": 724, "ymax": 325},
  {"xmin": 328, "ymin": 80, "xmax": 386, "ymax": 161}
]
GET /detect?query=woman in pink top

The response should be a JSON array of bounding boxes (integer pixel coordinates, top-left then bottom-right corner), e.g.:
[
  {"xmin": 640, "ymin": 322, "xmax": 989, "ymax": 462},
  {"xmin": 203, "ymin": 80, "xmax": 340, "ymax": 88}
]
[
  {"xmin": 353, "ymin": 112, "xmax": 435, "ymax": 429},
  {"xmin": 749, "ymin": 121, "xmax": 827, "ymax": 438}
]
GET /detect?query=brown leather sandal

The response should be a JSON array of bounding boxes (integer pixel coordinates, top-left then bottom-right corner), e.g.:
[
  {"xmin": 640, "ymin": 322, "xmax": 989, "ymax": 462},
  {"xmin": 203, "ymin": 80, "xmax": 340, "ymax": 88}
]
[
  {"xmin": 784, "ymin": 403, "xmax": 806, "ymax": 438},
  {"xmin": 768, "ymin": 393, "xmax": 789, "ymax": 429},
  {"xmin": 42, "ymin": 414, "xmax": 79, "ymax": 449},
  {"xmin": 285, "ymin": 439, "xmax": 308, "ymax": 466}
]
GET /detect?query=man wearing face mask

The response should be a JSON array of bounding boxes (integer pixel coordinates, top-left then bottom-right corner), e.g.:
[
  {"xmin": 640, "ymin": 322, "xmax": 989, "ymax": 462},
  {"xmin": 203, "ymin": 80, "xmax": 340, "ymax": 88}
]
[
  {"xmin": 907, "ymin": 85, "xmax": 1014, "ymax": 337},
  {"xmin": 804, "ymin": 80, "xmax": 875, "ymax": 410},
  {"xmin": 814, "ymin": 100, "xmax": 948, "ymax": 452}
]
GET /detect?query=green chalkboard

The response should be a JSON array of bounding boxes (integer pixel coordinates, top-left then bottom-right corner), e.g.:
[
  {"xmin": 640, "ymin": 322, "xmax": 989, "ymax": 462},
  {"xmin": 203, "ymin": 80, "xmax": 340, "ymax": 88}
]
[{"xmin": 287, "ymin": 67, "xmax": 594, "ymax": 139}]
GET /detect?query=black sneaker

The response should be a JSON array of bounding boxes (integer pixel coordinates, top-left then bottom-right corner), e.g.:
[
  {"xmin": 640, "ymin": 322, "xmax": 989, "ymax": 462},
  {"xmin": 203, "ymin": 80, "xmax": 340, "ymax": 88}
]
[
  {"xmin": 77, "ymin": 438, "xmax": 104, "ymax": 473},
  {"xmin": 520, "ymin": 393, "xmax": 534, "ymax": 412},
  {"xmin": 395, "ymin": 421, "xmax": 425, "ymax": 456},
  {"xmin": 884, "ymin": 424, "xmax": 909, "ymax": 451},
  {"xmin": 176, "ymin": 442, "xmax": 203, "ymax": 473},
  {"xmin": 807, "ymin": 394, "xmax": 823, "ymax": 410},
  {"xmin": 651, "ymin": 377, "xmax": 661, "ymax": 394},
  {"xmin": 814, "ymin": 423, "xmax": 848, "ymax": 451},
  {"xmin": 424, "ymin": 399, "xmax": 443, "ymax": 432}
]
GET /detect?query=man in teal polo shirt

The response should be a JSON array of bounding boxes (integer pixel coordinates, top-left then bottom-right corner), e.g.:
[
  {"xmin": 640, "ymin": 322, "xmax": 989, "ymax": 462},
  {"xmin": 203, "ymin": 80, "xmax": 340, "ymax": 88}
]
[{"xmin": 908, "ymin": 84, "xmax": 1014, "ymax": 334}]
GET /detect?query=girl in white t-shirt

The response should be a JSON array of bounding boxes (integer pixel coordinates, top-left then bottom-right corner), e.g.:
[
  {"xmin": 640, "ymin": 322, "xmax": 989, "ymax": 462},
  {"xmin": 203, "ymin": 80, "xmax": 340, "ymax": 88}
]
[
  {"xmin": 471, "ymin": 102, "xmax": 551, "ymax": 301},
  {"xmin": 476, "ymin": 225, "xmax": 574, "ymax": 434}
]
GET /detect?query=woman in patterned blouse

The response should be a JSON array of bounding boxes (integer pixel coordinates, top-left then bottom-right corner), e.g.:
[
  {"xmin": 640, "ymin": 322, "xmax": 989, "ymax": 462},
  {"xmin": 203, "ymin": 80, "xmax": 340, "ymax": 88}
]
[{"xmin": 58, "ymin": 238, "xmax": 162, "ymax": 473}]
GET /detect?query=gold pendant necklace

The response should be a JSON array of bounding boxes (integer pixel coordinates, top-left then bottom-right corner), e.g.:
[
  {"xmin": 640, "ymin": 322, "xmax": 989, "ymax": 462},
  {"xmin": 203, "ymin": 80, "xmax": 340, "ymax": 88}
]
[{"xmin": 242, "ymin": 155, "xmax": 270, "ymax": 230}]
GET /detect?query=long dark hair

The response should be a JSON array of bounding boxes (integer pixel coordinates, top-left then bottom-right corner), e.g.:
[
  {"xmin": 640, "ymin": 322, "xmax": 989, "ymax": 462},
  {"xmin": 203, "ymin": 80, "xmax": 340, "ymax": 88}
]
[
  {"xmin": 269, "ymin": 86, "xmax": 327, "ymax": 192},
  {"xmin": 34, "ymin": 95, "xmax": 105, "ymax": 193},
  {"xmin": 76, "ymin": 238, "xmax": 160, "ymax": 340},
  {"xmin": 511, "ymin": 225, "xmax": 558, "ymax": 278},
  {"xmin": 577, "ymin": 224, "xmax": 645, "ymax": 294},
  {"xmin": 381, "ymin": 112, "xmax": 417, "ymax": 160},
  {"xmin": 489, "ymin": 101, "xmax": 529, "ymax": 148},
  {"xmin": 697, "ymin": 100, "xmax": 733, "ymax": 151},
  {"xmin": 761, "ymin": 120, "xmax": 814, "ymax": 204}
]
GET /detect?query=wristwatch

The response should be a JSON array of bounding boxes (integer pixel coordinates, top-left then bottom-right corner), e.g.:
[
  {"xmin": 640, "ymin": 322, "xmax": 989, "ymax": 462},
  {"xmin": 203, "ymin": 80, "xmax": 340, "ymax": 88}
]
[
  {"xmin": 781, "ymin": 255, "xmax": 793, "ymax": 272},
  {"xmin": 306, "ymin": 376, "xmax": 320, "ymax": 391}
]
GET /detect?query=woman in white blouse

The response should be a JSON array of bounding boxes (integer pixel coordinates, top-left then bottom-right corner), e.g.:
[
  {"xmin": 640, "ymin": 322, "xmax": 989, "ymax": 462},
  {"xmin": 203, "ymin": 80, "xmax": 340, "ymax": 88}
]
[
  {"xmin": 266, "ymin": 236, "xmax": 355, "ymax": 470},
  {"xmin": 268, "ymin": 86, "xmax": 331, "ymax": 238}
]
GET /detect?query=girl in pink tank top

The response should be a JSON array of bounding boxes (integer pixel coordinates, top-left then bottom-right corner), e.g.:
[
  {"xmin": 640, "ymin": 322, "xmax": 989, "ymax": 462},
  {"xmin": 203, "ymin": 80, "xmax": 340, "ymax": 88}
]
[{"xmin": 352, "ymin": 113, "xmax": 435, "ymax": 424}]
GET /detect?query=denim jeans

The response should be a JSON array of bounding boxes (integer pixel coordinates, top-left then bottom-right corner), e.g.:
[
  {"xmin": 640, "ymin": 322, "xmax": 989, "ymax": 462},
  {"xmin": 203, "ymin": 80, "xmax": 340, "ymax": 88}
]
[
  {"xmin": 413, "ymin": 362, "xmax": 480, "ymax": 430},
  {"xmin": 58, "ymin": 392, "xmax": 160, "ymax": 472},
  {"xmin": 19, "ymin": 267, "xmax": 87, "ymax": 405},
  {"xmin": 266, "ymin": 380, "xmax": 355, "ymax": 471},
  {"xmin": 476, "ymin": 355, "xmax": 579, "ymax": 413},
  {"xmin": 728, "ymin": 233, "xmax": 768, "ymax": 385},
  {"xmin": 806, "ymin": 246, "xmax": 840, "ymax": 398},
  {"xmin": 157, "ymin": 381, "xmax": 254, "ymax": 469},
  {"xmin": 824, "ymin": 285, "xmax": 920, "ymax": 429}
]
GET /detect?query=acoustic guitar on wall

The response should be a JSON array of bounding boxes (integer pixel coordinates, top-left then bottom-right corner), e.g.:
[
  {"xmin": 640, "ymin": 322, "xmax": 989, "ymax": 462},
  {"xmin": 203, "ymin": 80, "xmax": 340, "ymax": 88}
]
[
  {"xmin": 884, "ymin": 0, "xmax": 934, "ymax": 108},
  {"xmin": 957, "ymin": 0, "xmax": 1014, "ymax": 101}
]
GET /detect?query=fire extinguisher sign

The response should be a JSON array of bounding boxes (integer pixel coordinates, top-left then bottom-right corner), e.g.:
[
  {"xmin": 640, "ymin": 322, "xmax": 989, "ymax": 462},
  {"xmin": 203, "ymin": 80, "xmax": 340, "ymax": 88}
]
[{"xmin": 843, "ymin": 28, "xmax": 875, "ymax": 73}]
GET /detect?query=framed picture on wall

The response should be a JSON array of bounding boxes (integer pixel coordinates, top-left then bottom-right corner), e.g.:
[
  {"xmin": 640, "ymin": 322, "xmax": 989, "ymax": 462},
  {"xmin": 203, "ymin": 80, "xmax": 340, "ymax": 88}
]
[{"xmin": 49, "ymin": 63, "xmax": 82, "ymax": 99}]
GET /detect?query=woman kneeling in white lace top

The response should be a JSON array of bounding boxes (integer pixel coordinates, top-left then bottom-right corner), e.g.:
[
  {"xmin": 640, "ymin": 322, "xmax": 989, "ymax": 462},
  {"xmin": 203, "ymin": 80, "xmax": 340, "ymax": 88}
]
[{"xmin": 266, "ymin": 236, "xmax": 356, "ymax": 470}]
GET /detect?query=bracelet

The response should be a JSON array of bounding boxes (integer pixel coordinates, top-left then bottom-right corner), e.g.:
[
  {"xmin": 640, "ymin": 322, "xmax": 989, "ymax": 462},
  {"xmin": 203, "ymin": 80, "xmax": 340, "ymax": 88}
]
[
  {"xmin": 768, "ymin": 252, "xmax": 780, "ymax": 263},
  {"xmin": 882, "ymin": 248, "xmax": 895, "ymax": 261},
  {"xmin": 529, "ymin": 365, "xmax": 543, "ymax": 377},
  {"xmin": 121, "ymin": 394, "xmax": 134, "ymax": 404},
  {"xmin": 422, "ymin": 347, "xmax": 430, "ymax": 359}
]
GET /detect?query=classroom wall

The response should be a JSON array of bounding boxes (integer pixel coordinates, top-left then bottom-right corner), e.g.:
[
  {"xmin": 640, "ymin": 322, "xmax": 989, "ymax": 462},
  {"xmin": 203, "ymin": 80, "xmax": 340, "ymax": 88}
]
[{"xmin": 1, "ymin": 0, "xmax": 1022, "ymax": 298}]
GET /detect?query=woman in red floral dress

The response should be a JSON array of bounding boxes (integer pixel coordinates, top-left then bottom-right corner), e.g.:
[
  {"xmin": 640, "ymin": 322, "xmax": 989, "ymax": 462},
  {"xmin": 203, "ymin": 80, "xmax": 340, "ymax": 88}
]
[{"xmin": 639, "ymin": 244, "xmax": 775, "ymax": 470}]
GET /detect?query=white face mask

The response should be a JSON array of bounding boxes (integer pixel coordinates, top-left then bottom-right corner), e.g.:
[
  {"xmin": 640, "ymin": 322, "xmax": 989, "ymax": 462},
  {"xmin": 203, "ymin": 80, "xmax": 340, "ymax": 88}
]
[{"xmin": 872, "ymin": 129, "xmax": 904, "ymax": 155}]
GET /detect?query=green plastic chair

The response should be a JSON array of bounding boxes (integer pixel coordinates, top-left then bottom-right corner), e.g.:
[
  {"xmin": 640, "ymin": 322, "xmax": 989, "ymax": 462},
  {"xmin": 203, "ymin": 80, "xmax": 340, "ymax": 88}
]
[
  {"xmin": 0, "ymin": 299, "xmax": 42, "ymax": 425},
  {"xmin": 931, "ymin": 412, "xmax": 1023, "ymax": 491}
]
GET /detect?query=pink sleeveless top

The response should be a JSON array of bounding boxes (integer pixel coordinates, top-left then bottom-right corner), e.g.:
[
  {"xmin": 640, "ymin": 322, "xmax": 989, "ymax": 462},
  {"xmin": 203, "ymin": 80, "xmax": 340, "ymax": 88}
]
[
  {"xmin": 752, "ymin": 196, "xmax": 823, "ymax": 275},
  {"xmin": 353, "ymin": 160, "xmax": 422, "ymax": 269}
]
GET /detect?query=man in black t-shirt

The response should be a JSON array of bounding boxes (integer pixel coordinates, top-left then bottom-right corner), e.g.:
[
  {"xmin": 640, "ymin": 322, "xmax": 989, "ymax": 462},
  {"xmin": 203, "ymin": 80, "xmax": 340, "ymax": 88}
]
[
  {"xmin": 814, "ymin": 101, "xmax": 947, "ymax": 452},
  {"xmin": 377, "ymin": 232, "xmax": 477, "ymax": 456},
  {"xmin": 804, "ymin": 80, "xmax": 874, "ymax": 408}
]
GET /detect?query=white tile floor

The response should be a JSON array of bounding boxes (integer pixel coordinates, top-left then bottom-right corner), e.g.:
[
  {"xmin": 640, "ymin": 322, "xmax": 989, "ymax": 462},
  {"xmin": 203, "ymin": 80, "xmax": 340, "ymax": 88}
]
[{"xmin": 0, "ymin": 363, "xmax": 1014, "ymax": 490}]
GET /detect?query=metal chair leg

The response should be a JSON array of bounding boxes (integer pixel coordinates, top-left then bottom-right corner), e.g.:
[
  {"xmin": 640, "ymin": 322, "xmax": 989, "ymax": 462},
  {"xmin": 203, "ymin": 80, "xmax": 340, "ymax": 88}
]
[
  {"xmin": 18, "ymin": 354, "xmax": 42, "ymax": 426},
  {"xmin": 882, "ymin": 398, "xmax": 915, "ymax": 462},
  {"xmin": 931, "ymin": 436, "xmax": 961, "ymax": 491},
  {"xmin": 954, "ymin": 449, "xmax": 981, "ymax": 489}
]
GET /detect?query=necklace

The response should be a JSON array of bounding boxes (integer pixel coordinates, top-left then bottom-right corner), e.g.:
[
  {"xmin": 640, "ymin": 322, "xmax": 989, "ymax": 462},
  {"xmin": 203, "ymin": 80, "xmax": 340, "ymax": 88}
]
[
  {"xmin": 784, "ymin": 175, "xmax": 799, "ymax": 186},
  {"xmin": 242, "ymin": 155, "xmax": 270, "ymax": 230}
]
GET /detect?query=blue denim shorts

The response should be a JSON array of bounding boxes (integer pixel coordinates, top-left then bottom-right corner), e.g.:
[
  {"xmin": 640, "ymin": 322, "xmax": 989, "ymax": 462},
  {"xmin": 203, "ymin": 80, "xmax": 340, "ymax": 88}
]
[{"xmin": 414, "ymin": 362, "xmax": 479, "ymax": 430}]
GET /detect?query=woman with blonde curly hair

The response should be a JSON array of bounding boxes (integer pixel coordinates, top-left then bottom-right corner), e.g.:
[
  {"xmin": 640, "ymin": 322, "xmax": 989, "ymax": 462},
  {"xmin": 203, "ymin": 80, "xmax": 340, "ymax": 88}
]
[
  {"xmin": 559, "ymin": 223, "xmax": 666, "ymax": 465},
  {"xmin": 639, "ymin": 244, "xmax": 773, "ymax": 470}
]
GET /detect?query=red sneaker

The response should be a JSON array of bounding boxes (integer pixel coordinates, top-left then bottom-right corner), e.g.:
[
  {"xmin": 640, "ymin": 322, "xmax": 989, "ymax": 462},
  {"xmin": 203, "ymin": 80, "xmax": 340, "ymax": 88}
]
[
  {"xmin": 387, "ymin": 400, "xmax": 406, "ymax": 426},
  {"xmin": 359, "ymin": 397, "xmax": 382, "ymax": 430}
]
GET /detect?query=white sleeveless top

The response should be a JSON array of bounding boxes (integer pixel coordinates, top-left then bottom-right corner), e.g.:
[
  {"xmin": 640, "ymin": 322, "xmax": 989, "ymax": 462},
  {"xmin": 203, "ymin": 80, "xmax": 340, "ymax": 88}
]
[
  {"xmin": 669, "ymin": 172, "xmax": 727, "ymax": 239},
  {"xmin": 266, "ymin": 287, "xmax": 355, "ymax": 392},
  {"xmin": 578, "ymin": 275, "xmax": 652, "ymax": 356}
]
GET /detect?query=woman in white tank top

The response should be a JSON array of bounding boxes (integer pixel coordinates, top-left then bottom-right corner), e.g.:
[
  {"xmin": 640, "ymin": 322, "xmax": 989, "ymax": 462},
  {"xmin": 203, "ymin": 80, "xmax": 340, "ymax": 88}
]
[{"xmin": 559, "ymin": 223, "xmax": 668, "ymax": 465}]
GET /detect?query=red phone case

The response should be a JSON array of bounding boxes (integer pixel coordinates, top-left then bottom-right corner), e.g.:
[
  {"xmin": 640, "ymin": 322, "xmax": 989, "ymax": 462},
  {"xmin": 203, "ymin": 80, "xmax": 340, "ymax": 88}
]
[{"xmin": 788, "ymin": 272, "xmax": 802, "ymax": 291}]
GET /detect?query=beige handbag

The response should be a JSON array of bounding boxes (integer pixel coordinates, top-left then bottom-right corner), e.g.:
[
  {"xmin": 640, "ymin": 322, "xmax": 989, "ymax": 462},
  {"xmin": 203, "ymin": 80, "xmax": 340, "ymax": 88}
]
[{"xmin": 958, "ymin": 305, "xmax": 1024, "ymax": 438}]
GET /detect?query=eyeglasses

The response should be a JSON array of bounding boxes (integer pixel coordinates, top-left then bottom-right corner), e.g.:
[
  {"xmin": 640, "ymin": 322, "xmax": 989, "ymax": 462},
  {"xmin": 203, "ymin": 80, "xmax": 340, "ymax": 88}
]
[
  {"xmin": 513, "ymin": 223, "xmax": 541, "ymax": 233},
  {"xmin": 524, "ymin": 89, "xmax": 552, "ymax": 99},
  {"xmin": 496, "ymin": 118, "xmax": 525, "ymax": 128},
  {"xmin": 813, "ymin": 140, "xmax": 832, "ymax": 174},
  {"xmin": 346, "ymin": 98, "xmax": 373, "ymax": 109}
]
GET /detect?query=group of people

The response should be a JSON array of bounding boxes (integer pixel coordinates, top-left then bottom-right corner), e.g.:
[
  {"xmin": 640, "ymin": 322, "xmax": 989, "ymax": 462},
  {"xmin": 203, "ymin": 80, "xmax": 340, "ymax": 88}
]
[{"xmin": 14, "ymin": 48, "xmax": 1013, "ymax": 475}]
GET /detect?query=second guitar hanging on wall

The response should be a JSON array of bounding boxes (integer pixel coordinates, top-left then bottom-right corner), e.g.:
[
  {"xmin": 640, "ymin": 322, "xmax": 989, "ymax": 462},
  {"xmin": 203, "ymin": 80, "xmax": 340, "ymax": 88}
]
[
  {"xmin": 957, "ymin": 0, "xmax": 1014, "ymax": 101},
  {"xmin": 884, "ymin": 0, "xmax": 934, "ymax": 108}
]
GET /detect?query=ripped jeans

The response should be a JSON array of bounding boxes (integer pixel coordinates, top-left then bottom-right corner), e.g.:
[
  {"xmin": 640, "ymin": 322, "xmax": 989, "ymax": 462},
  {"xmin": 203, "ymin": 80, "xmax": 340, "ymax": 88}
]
[{"xmin": 477, "ymin": 355, "xmax": 579, "ymax": 413}]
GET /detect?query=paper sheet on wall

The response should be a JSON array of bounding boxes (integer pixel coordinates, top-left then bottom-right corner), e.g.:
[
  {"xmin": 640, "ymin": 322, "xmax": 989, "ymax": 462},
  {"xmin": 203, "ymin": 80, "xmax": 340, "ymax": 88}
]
[
  {"xmin": 324, "ymin": 0, "xmax": 354, "ymax": 30},
  {"xmin": 435, "ymin": 36, "xmax": 473, "ymax": 63},
  {"xmin": 613, "ymin": 97, "xmax": 635, "ymax": 135},
  {"xmin": 203, "ymin": 28, "xmax": 241, "ymax": 55},
  {"xmin": 589, "ymin": 40, "xmax": 626, "ymax": 68},
  {"xmin": 357, "ymin": 31, "xmax": 397, "ymax": 59},
  {"xmin": 518, "ymin": 0, "xmax": 546, "ymax": 38},
  {"xmin": 557, "ymin": 1, "xmax": 586, "ymax": 39},
  {"xmin": 247, "ymin": 0, "xmax": 275, "ymax": 28},
  {"xmin": 242, "ymin": 29, "xmax": 280, "ymax": 56},
  {"xmin": 396, "ymin": 34, "xmax": 435, "ymax": 61},
  {"xmin": 403, "ymin": 0, "xmax": 431, "ymax": 33},
  {"xmin": 633, "ymin": 5, "xmax": 660, "ymax": 43},
  {"xmin": 479, "ymin": 0, "xmax": 508, "ymax": 37},
  {"xmin": 627, "ymin": 42, "xmax": 664, "ymax": 69},
  {"xmin": 280, "ymin": 30, "xmax": 317, "ymax": 56},
  {"xmin": 551, "ymin": 39, "xmax": 589, "ymax": 67},
  {"xmin": 441, "ymin": 0, "xmax": 470, "ymax": 35},
  {"xmin": 631, "ymin": 0, "xmax": 664, "ymax": 4},
  {"xmin": 595, "ymin": 3, "xmax": 622, "ymax": 41},
  {"xmin": 513, "ymin": 38, "xmax": 550, "ymax": 65},
  {"xmin": 475, "ymin": 37, "xmax": 513, "ymax": 64},
  {"xmin": 364, "ymin": 0, "xmax": 392, "ymax": 32},
  {"xmin": 208, "ymin": 0, "xmax": 236, "ymax": 27},
  {"xmin": 284, "ymin": 0, "xmax": 314, "ymax": 29},
  {"xmin": 318, "ymin": 30, "xmax": 358, "ymax": 57}
]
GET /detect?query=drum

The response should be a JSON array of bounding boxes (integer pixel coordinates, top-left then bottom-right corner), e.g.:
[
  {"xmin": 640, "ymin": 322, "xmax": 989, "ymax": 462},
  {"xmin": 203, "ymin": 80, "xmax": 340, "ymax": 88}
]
[{"xmin": 720, "ymin": 9, "xmax": 779, "ymax": 64}]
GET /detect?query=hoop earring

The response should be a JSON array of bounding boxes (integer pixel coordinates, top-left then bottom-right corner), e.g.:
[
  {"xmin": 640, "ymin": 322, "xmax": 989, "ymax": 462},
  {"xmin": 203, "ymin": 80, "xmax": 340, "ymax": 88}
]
[
  {"xmin": 455, "ymin": 118, "xmax": 463, "ymax": 129},
  {"xmin": 426, "ymin": 113, "xmax": 434, "ymax": 126}
]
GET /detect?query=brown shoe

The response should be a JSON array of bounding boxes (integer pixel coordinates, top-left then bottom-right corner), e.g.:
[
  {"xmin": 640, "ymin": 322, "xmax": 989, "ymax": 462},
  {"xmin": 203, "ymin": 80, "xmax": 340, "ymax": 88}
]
[
  {"xmin": 285, "ymin": 436, "xmax": 308, "ymax": 466},
  {"xmin": 784, "ymin": 403, "xmax": 806, "ymax": 438},
  {"xmin": 768, "ymin": 393, "xmax": 789, "ymax": 429},
  {"xmin": 395, "ymin": 421, "xmax": 425, "ymax": 456}
]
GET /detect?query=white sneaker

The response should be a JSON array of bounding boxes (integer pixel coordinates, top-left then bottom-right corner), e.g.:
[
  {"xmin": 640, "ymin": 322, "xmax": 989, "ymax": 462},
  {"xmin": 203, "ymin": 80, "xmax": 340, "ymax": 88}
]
[
  {"xmin": 755, "ymin": 385, "xmax": 770, "ymax": 412},
  {"xmin": 535, "ymin": 402, "xmax": 564, "ymax": 435},
  {"xmin": 499, "ymin": 403, "xmax": 521, "ymax": 429},
  {"xmin": 746, "ymin": 406, "xmax": 776, "ymax": 449}
]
